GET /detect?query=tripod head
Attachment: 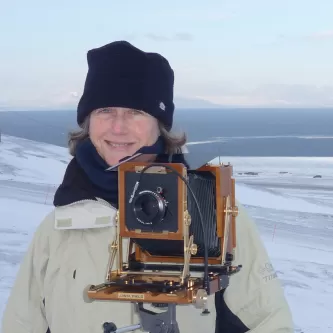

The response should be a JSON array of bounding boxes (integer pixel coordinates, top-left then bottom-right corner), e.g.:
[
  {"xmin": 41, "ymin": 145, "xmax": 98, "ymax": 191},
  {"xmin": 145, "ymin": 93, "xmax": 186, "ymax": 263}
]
[{"xmin": 103, "ymin": 303, "xmax": 179, "ymax": 333}]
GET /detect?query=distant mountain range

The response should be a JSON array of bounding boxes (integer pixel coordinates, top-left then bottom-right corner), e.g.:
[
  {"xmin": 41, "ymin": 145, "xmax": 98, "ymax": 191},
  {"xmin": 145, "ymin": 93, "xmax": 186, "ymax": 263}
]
[
  {"xmin": 2, "ymin": 88, "xmax": 333, "ymax": 111},
  {"xmin": 0, "ymin": 96, "xmax": 223, "ymax": 111},
  {"xmin": 173, "ymin": 96, "xmax": 222, "ymax": 108}
]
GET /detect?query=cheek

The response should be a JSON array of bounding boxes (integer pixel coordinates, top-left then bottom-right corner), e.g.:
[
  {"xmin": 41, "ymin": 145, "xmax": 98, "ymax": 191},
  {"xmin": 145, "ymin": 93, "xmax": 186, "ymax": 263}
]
[
  {"xmin": 132, "ymin": 120, "xmax": 159, "ymax": 144},
  {"xmin": 89, "ymin": 118, "xmax": 108, "ymax": 141}
]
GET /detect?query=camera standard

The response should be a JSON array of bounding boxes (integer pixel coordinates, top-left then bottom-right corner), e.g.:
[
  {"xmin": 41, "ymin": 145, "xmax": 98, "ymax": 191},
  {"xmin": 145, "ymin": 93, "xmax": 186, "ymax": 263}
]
[{"xmin": 86, "ymin": 159, "xmax": 241, "ymax": 333}]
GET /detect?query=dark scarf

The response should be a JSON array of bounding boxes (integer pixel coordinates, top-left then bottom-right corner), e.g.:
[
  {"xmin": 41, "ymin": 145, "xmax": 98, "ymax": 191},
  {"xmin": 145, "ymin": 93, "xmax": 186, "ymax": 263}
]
[{"xmin": 53, "ymin": 137, "xmax": 188, "ymax": 207}]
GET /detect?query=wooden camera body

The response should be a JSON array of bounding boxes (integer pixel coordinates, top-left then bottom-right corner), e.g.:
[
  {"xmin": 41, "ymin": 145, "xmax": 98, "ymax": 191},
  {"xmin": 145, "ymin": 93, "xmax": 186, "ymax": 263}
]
[{"xmin": 87, "ymin": 161, "xmax": 240, "ymax": 309}]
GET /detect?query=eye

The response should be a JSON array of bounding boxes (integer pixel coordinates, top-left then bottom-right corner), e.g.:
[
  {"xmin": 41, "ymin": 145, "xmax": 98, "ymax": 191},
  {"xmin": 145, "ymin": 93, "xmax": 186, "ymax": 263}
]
[
  {"xmin": 99, "ymin": 108, "xmax": 111, "ymax": 113},
  {"xmin": 129, "ymin": 109, "xmax": 144, "ymax": 115}
]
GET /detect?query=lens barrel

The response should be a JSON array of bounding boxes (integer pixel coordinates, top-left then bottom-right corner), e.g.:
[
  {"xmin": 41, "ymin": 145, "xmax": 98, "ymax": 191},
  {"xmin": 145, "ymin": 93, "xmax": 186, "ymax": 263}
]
[{"xmin": 133, "ymin": 190, "xmax": 167, "ymax": 225}]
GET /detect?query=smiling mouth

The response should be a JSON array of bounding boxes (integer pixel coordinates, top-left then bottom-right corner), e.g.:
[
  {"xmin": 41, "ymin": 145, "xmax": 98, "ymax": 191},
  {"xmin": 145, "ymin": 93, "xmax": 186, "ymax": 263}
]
[{"xmin": 105, "ymin": 141, "xmax": 134, "ymax": 148}]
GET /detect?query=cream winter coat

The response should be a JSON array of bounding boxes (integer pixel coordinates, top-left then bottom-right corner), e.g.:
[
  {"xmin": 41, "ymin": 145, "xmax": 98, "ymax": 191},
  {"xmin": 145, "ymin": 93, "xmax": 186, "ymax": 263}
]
[{"xmin": 1, "ymin": 199, "xmax": 294, "ymax": 333}]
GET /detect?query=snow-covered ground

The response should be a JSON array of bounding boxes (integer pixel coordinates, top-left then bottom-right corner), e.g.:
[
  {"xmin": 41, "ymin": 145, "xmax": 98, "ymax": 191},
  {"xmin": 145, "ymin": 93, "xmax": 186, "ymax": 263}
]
[{"xmin": 0, "ymin": 134, "xmax": 332, "ymax": 332}]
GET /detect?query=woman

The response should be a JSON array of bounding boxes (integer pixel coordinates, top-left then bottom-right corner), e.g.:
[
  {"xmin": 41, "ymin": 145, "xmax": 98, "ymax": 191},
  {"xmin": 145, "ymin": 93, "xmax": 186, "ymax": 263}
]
[{"xmin": 1, "ymin": 41, "xmax": 294, "ymax": 333}]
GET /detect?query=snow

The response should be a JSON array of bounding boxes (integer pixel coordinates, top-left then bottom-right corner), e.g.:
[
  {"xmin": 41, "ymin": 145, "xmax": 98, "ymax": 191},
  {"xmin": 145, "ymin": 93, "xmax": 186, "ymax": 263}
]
[
  {"xmin": 0, "ymin": 135, "xmax": 71, "ymax": 185},
  {"xmin": 0, "ymin": 135, "xmax": 332, "ymax": 332}
]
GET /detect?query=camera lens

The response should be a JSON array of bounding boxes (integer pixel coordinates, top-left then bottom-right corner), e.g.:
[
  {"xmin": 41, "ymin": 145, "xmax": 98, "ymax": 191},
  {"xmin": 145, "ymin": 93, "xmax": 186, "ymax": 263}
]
[{"xmin": 133, "ymin": 190, "xmax": 167, "ymax": 225}]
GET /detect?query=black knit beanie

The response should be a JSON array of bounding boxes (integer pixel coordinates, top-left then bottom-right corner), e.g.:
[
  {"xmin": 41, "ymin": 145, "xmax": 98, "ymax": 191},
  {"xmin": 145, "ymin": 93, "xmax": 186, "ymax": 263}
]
[{"xmin": 77, "ymin": 41, "xmax": 175, "ymax": 131}]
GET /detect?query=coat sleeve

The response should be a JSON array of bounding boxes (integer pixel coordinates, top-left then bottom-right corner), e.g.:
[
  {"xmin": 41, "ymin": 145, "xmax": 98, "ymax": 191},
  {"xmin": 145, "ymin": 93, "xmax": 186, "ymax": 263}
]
[
  {"xmin": 1, "ymin": 212, "xmax": 53, "ymax": 333},
  {"xmin": 215, "ymin": 202, "xmax": 294, "ymax": 333}
]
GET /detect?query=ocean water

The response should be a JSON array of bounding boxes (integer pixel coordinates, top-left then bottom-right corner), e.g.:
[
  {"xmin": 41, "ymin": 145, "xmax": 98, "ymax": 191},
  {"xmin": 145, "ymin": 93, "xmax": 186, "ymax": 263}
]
[{"xmin": 0, "ymin": 108, "xmax": 333, "ymax": 156}]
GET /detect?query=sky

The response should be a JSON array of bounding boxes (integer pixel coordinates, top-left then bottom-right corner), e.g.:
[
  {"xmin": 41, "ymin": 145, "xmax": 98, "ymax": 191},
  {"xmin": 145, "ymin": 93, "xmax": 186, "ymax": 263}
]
[{"xmin": 1, "ymin": 0, "xmax": 333, "ymax": 109}]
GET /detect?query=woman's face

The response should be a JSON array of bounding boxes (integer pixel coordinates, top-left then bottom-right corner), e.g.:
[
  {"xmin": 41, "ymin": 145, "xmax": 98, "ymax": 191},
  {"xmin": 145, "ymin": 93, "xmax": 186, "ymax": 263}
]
[{"xmin": 89, "ymin": 107, "xmax": 160, "ymax": 166}]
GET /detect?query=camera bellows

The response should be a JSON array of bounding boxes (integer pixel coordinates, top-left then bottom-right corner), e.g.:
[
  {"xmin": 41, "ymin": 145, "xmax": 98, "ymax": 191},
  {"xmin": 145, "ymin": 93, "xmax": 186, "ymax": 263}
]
[{"xmin": 188, "ymin": 171, "xmax": 221, "ymax": 257}]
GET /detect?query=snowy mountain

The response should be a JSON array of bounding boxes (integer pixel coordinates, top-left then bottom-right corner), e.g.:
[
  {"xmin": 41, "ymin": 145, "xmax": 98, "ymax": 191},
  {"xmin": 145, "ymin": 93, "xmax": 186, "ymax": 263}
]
[
  {"xmin": 0, "ymin": 135, "xmax": 332, "ymax": 332},
  {"xmin": 0, "ymin": 96, "xmax": 224, "ymax": 111}
]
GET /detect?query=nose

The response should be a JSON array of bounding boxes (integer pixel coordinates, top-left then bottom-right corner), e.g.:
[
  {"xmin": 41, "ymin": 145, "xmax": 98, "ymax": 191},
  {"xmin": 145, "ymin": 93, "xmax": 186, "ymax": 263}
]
[{"xmin": 110, "ymin": 113, "xmax": 128, "ymax": 134}]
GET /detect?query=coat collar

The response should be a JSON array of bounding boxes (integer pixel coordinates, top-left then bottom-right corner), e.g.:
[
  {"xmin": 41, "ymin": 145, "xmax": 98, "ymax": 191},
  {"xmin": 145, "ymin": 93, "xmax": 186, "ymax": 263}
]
[{"xmin": 54, "ymin": 198, "xmax": 117, "ymax": 230}]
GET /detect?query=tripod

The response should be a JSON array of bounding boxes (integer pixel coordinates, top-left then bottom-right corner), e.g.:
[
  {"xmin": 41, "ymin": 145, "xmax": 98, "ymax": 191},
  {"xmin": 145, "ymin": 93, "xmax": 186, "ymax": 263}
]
[{"xmin": 103, "ymin": 303, "xmax": 180, "ymax": 333}]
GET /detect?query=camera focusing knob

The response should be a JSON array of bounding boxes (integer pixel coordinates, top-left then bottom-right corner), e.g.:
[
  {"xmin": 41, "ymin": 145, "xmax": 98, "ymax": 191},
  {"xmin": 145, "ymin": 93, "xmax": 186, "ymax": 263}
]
[
  {"xmin": 193, "ymin": 288, "xmax": 208, "ymax": 309},
  {"xmin": 102, "ymin": 322, "xmax": 117, "ymax": 333}
]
